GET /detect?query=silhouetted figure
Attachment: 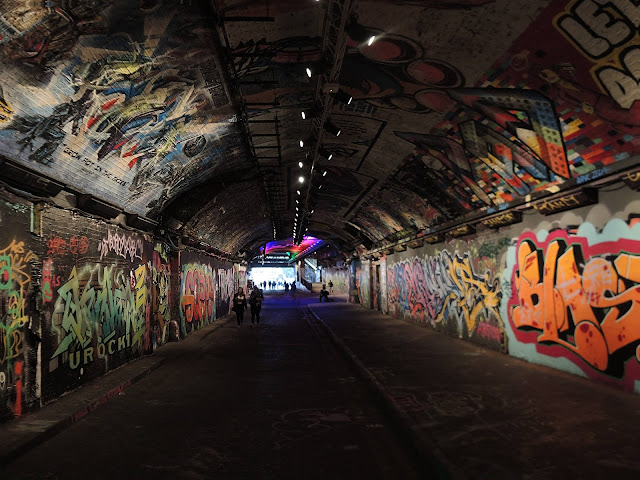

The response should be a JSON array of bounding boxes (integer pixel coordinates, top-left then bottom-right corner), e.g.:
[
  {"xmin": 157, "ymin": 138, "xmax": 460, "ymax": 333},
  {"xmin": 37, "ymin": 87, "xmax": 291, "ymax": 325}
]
[
  {"xmin": 249, "ymin": 286, "xmax": 264, "ymax": 327},
  {"xmin": 232, "ymin": 288, "xmax": 247, "ymax": 327},
  {"xmin": 290, "ymin": 282, "xmax": 297, "ymax": 300},
  {"xmin": 328, "ymin": 280, "xmax": 333, "ymax": 293},
  {"xmin": 319, "ymin": 287, "xmax": 330, "ymax": 302},
  {"xmin": 284, "ymin": 282, "xmax": 290, "ymax": 297}
]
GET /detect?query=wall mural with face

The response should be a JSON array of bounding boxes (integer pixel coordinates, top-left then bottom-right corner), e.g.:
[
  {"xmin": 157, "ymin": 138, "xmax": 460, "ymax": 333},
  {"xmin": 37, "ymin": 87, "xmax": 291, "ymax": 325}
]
[{"xmin": 0, "ymin": 0, "xmax": 250, "ymax": 219}]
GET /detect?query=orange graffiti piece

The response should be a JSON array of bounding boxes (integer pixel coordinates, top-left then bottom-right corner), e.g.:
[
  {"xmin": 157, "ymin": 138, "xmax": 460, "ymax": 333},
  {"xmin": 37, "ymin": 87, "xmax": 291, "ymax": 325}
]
[
  {"xmin": 511, "ymin": 238, "xmax": 640, "ymax": 373},
  {"xmin": 182, "ymin": 295, "xmax": 195, "ymax": 323}
]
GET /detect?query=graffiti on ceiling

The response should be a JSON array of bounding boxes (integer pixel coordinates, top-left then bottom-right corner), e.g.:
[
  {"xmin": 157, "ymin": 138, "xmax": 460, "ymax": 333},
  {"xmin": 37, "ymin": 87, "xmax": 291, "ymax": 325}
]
[{"xmin": 0, "ymin": 0, "xmax": 251, "ymax": 219}]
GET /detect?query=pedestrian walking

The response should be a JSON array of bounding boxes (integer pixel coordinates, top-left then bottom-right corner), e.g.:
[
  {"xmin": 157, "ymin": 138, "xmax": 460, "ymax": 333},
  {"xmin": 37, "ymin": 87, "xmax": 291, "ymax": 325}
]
[
  {"xmin": 328, "ymin": 280, "xmax": 333, "ymax": 294},
  {"xmin": 290, "ymin": 281, "xmax": 297, "ymax": 300},
  {"xmin": 232, "ymin": 287, "xmax": 247, "ymax": 327},
  {"xmin": 249, "ymin": 285, "xmax": 264, "ymax": 327},
  {"xmin": 284, "ymin": 282, "xmax": 289, "ymax": 297}
]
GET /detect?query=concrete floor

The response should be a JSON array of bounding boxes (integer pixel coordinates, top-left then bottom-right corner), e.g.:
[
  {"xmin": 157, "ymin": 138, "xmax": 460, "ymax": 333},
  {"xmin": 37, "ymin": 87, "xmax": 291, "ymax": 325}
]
[
  {"xmin": 4, "ymin": 291, "xmax": 640, "ymax": 479},
  {"xmin": 2, "ymin": 293, "xmax": 422, "ymax": 480}
]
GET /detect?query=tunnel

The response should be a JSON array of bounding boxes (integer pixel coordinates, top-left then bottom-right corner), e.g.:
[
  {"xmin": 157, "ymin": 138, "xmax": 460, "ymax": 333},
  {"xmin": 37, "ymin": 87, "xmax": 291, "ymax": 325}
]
[{"xmin": 2, "ymin": 0, "xmax": 640, "ymax": 477}]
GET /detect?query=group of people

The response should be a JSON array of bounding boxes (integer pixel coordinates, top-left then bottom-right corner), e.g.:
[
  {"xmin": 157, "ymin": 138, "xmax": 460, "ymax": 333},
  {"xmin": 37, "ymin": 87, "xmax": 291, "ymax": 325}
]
[
  {"xmin": 232, "ymin": 285, "xmax": 264, "ymax": 328},
  {"xmin": 283, "ymin": 281, "xmax": 296, "ymax": 299},
  {"xmin": 232, "ymin": 279, "xmax": 336, "ymax": 326},
  {"xmin": 319, "ymin": 280, "xmax": 334, "ymax": 302},
  {"xmin": 260, "ymin": 280, "xmax": 288, "ymax": 290}
]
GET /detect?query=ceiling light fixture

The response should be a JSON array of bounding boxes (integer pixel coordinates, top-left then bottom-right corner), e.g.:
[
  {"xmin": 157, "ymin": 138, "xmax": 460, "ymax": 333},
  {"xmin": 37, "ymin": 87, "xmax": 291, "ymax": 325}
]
[
  {"xmin": 318, "ymin": 147, "xmax": 333, "ymax": 160},
  {"xmin": 306, "ymin": 67, "xmax": 312, "ymax": 78},
  {"xmin": 299, "ymin": 140, "xmax": 304, "ymax": 148},
  {"xmin": 298, "ymin": 176, "xmax": 305, "ymax": 183},
  {"xmin": 299, "ymin": 161, "xmax": 303, "ymax": 168},
  {"xmin": 296, "ymin": 190, "xmax": 300, "ymax": 195},
  {"xmin": 368, "ymin": 35, "xmax": 376, "ymax": 46},
  {"xmin": 322, "ymin": 171, "xmax": 327, "ymax": 176},
  {"xmin": 301, "ymin": 111, "xmax": 306, "ymax": 120},
  {"xmin": 324, "ymin": 120, "xmax": 341, "ymax": 136},
  {"xmin": 333, "ymin": 89, "xmax": 353, "ymax": 105}
]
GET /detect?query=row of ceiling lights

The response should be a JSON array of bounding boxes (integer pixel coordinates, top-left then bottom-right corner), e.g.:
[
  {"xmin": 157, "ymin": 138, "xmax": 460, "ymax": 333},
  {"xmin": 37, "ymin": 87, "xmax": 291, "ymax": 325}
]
[
  {"xmin": 292, "ymin": 89, "xmax": 351, "ymax": 244},
  {"xmin": 291, "ymin": 16, "xmax": 378, "ymax": 244}
]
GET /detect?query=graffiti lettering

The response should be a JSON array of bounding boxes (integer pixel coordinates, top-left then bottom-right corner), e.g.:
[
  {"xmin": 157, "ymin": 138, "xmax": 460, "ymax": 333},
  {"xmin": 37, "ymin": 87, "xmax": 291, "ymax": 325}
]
[
  {"xmin": 51, "ymin": 264, "xmax": 146, "ymax": 366},
  {"xmin": 597, "ymin": 47, "xmax": 640, "ymax": 109},
  {"xmin": 0, "ymin": 241, "xmax": 37, "ymax": 321},
  {"xmin": 47, "ymin": 235, "xmax": 67, "ymax": 256},
  {"xmin": 180, "ymin": 263, "xmax": 215, "ymax": 336},
  {"xmin": 556, "ymin": 0, "xmax": 640, "ymax": 108},
  {"xmin": 42, "ymin": 259, "xmax": 61, "ymax": 303},
  {"xmin": 510, "ymin": 234, "xmax": 640, "ymax": 376},
  {"xmin": 98, "ymin": 231, "xmax": 143, "ymax": 262},
  {"xmin": 387, "ymin": 250, "xmax": 502, "ymax": 341}
]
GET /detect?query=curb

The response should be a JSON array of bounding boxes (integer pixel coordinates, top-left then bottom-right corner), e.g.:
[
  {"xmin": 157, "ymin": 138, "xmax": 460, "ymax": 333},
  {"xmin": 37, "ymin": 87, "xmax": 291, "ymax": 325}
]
[
  {"xmin": 307, "ymin": 305, "xmax": 464, "ymax": 480},
  {"xmin": 0, "ymin": 356, "xmax": 166, "ymax": 467}
]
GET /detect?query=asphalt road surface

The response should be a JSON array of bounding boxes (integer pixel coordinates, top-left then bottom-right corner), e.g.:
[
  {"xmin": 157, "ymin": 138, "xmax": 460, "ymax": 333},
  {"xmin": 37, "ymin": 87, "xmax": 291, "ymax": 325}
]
[{"xmin": 3, "ymin": 293, "xmax": 422, "ymax": 480}]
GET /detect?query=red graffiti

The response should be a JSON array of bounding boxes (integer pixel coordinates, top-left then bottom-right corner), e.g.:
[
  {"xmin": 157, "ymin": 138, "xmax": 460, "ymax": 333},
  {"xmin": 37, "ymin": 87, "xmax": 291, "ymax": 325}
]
[
  {"xmin": 46, "ymin": 235, "xmax": 67, "ymax": 255},
  {"xmin": 9, "ymin": 361, "xmax": 23, "ymax": 417},
  {"xmin": 46, "ymin": 234, "xmax": 88, "ymax": 256},
  {"xmin": 69, "ymin": 235, "xmax": 89, "ymax": 255},
  {"xmin": 42, "ymin": 258, "xmax": 61, "ymax": 303},
  {"xmin": 181, "ymin": 264, "xmax": 215, "ymax": 325}
]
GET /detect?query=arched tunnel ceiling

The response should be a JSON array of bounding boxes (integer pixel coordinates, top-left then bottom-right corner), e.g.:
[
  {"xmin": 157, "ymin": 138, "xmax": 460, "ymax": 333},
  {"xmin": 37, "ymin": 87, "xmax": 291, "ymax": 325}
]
[{"xmin": 1, "ymin": 0, "xmax": 639, "ymax": 257}]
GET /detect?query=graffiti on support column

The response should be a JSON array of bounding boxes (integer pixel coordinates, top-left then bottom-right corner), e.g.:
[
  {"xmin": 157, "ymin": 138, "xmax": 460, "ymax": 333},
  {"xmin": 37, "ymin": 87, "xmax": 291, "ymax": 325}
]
[
  {"xmin": 509, "ymin": 230, "xmax": 640, "ymax": 379},
  {"xmin": 97, "ymin": 230, "xmax": 144, "ymax": 262},
  {"xmin": 151, "ymin": 249, "xmax": 170, "ymax": 348},
  {"xmin": 217, "ymin": 268, "xmax": 234, "ymax": 317},
  {"xmin": 180, "ymin": 263, "xmax": 215, "ymax": 335},
  {"xmin": 387, "ymin": 250, "xmax": 502, "ymax": 343},
  {"xmin": 50, "ymin": 264, "xmax": 147, "ymax": 370},
  {"xmin": 0, "ymin": 240, "xmax": 37, "ymax": 418}
]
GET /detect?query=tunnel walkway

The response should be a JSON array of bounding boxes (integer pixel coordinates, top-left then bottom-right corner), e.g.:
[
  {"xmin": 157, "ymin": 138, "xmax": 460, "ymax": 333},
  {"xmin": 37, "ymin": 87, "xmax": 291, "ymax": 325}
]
[{"xmin": 3, "ymin": 291, "xmax": 640, "ymax": 479}]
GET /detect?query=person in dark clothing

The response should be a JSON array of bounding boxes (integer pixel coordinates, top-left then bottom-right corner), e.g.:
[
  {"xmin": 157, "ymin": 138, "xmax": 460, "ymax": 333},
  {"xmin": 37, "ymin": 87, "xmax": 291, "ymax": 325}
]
[
  {"xmin": 284, "ymin": 282, "xmax": 289, "ymax": 297},
  {"xmin": 232, "ymin": 287, "xmax": 247, "ymax": 327},
  {"xmin": 290, "ymin": 281, "xmax": 297, "ymax": 300},
  {"xmin": 328, "ymin": 280, "xmax": 333, "ymax": 293},
  {"xmin": 319, "ymin": 286, "xmax": 330, "ymax": 302},
  {"xmin": 249, "ymin": 286, "xmax": 265, "ymax": 327}
]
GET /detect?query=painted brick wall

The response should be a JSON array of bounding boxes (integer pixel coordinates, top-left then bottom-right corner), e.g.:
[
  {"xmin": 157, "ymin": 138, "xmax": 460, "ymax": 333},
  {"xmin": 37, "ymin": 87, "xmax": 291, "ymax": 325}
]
[
  {"xmin": 0, "ymin": 191, "xmax": 238, "ymax": 423},
  {"xmin": 0, "ymin": 192, "xmax": 39, "ymax": 421},
  {"xmin": 40, "ymin": 205, "xmax": 153, "ymax": 403},
  {"xmin": 353, "ymin": 184, "xmax": 640, "ymax": 394}
]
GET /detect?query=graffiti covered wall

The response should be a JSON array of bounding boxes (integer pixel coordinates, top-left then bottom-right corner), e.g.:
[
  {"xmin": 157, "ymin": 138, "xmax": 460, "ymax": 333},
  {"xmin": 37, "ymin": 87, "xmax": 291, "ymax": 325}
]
[
  {"xmin": 505, "ymin": 219, "xmax": 640, "ymax": 392},
  {"xmin": 386, "ymin": 237, "xmax": 506, "ymax": 350},
  {"xmin": 41, "ymin": 207, "xmax": 152, "ymax": 402},
  {"xmin": 0, "ymin": 194, "xmax": 39, "ymax": 421},
  {"xmin": 151, "ymin": 244, "xmax": 171, "ymax": 349},
  {"xmin": 0, "ymin": 189, "xmax": 241, "ymax": 422},
  {"xmin": 179, "ymin": 251, "xmax": 216, "ymax": 337},
  {"xmin": 354, "ymin": 185, "xmax": 640, "ymax": 392},
  {"xmin": 0, "ymin": 0, "xmax": 248, "ymax": 220},
  {"xmin": 324, "ymin": 267, "xmax": 349, "ymax": 295},
  {"xmin": 178, "ymin": 249, "xmax": 234, "ymax": 338}
]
